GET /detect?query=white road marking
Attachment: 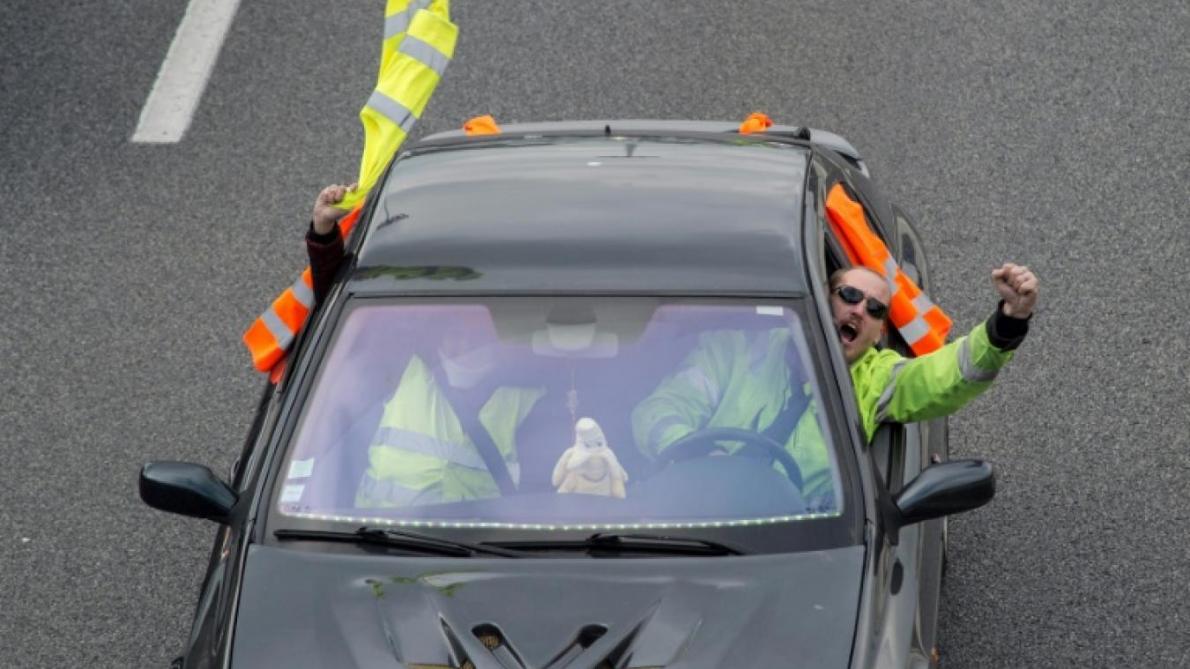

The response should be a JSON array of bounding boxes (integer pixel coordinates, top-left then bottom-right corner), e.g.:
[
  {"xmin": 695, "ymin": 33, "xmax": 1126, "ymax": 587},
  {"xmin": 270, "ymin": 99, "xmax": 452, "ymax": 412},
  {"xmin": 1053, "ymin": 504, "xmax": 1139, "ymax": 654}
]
[{"xmin": 131, "ymin": 0, "xmax": 241, "ymax": 143}]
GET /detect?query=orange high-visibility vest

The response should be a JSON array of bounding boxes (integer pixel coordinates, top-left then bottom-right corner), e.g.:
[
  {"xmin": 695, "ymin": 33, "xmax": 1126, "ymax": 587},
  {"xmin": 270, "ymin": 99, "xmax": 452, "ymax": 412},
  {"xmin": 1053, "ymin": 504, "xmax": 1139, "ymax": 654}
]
[
  {"xmin": 463, "ymin": 114, "xmax": 501, "ymax": 136},
  {"xmin": 242, "ymin": 206, "xmax": 364, "ymax": 372},
  {"xmin": 738, "ymin": 112, "xmax": 773, "ymax": 135},
  {"xmin": 825, "ymin": 183, "xmax": 952, "ymax": 356}
]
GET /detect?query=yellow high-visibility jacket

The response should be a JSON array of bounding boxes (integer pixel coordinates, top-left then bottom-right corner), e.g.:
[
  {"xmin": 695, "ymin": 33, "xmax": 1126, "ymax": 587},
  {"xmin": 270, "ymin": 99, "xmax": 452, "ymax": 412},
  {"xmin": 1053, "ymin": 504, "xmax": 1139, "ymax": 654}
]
[
  {"xmin": 357, "ymin": 355, "xmax": 544, "ymax": 508},
  {"xmin": 632, "ymin": 313, "xmax": 1026, "ymax": 504}
]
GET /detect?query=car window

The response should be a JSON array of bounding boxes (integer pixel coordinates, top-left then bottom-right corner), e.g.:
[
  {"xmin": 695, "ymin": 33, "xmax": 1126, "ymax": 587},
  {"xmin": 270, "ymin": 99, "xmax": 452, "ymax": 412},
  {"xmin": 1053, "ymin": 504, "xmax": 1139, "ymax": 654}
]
[
  {"xmin": 276, "ymin": 298, "xmax": 847, "ymax": 534},
  {"xmin": 894, "ymin": 205, "xmax": 929, "ymax": 289},
  {"xmin": 811, "ymin": 169, "xmax": 847, "ymax": 279},
  {"xmin": 826, "ymin": 178, "xmax": 889, "ymax": 250}
]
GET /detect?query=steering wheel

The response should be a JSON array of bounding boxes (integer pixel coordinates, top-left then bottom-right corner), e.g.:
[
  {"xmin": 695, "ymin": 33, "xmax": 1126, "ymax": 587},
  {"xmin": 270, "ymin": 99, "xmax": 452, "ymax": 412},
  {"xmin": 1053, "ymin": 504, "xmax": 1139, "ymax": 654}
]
[{"xmin": 655, "ymin": 427, "xmax": 804, "ymax": 490}]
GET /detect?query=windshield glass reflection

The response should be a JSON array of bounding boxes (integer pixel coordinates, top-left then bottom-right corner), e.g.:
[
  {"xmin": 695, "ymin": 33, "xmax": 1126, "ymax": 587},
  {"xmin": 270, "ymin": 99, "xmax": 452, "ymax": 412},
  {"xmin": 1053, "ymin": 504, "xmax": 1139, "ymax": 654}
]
[{"xmin": 279, "ymin": 298, "xmax": 843, "ymax": 531}]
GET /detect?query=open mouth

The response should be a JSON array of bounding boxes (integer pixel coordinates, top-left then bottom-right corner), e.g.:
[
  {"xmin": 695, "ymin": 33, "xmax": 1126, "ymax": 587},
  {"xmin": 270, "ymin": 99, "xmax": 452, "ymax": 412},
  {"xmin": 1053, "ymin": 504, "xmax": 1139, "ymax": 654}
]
[{"xmin": 839, "ymin": 323, "xmax": 858, "ymax": 344}]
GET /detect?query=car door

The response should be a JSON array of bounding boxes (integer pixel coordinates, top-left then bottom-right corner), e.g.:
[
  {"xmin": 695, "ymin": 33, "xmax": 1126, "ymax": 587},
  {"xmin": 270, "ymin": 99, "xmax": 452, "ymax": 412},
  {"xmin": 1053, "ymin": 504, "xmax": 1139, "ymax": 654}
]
[
  {"xmin": 855, "ymin": 196, "xmax": 942, "ymax": 668},
  {"xmin": 867, "ymin": 423, "xmax": 937, "ymax": 668},
  {"xmin": 813, "ymin": 154, "xmax": 939, "ymax": 666},
  {"xmin": 892, "ymin": 204, "xmax": 949, "ymax": 661}
]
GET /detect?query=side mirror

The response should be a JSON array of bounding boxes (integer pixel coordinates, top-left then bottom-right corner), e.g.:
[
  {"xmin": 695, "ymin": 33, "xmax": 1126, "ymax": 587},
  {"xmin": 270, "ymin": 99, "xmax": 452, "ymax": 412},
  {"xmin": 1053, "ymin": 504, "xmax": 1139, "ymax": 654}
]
[
  {"xmin": 894, "ymin": 459, "xmax": 995, "ymax": 526},
  {"xmin": 140, "ymin": 461, "xmax": 237, "ymax": 524}
]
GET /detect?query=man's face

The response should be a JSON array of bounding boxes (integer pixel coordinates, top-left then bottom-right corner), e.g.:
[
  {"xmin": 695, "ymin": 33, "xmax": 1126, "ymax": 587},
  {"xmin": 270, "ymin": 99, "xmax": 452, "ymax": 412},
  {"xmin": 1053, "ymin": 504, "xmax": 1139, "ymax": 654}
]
[
  {"xmin": 831, "ymin": 268, "xmax": 891, "ymax": 364},
  {"xmin": 438, "ymin": 313, "xmax": 499, "ymax": 388}
]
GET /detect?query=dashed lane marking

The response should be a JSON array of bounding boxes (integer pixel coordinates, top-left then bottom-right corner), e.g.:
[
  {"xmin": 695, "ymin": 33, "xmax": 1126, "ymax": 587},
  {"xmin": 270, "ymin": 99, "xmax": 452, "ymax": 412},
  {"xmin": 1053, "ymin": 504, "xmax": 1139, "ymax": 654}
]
[{"xmin": 131, "ymin": 0, "xmax": 241, "ymax": 143}]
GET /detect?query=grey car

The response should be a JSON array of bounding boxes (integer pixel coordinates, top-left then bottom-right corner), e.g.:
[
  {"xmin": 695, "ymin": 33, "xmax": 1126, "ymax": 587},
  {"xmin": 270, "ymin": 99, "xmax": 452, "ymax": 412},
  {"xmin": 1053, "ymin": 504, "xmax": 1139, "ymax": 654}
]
[{"xmin": 141, "ymin": 120, "xmax": 994, "ymax": 668}]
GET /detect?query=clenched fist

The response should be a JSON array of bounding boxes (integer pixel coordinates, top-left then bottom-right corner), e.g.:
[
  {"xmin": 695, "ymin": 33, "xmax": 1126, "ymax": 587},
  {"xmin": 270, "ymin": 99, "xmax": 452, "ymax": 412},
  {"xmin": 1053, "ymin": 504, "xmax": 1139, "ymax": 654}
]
[
  {"xmin": 992, "ymin": 263, "xmax": 1039, "ymax": 319},
  {"xmin": 312, "ymin": 183, "xmax": 358, "ymax": 236}
]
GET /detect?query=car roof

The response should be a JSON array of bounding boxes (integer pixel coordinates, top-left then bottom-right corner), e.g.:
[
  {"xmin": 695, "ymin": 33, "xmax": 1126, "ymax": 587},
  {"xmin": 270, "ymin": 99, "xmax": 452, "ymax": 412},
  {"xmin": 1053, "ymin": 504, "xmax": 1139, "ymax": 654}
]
[{"xmin": 348, "ymin": 121, "xmax": 813, "ymax": 297}]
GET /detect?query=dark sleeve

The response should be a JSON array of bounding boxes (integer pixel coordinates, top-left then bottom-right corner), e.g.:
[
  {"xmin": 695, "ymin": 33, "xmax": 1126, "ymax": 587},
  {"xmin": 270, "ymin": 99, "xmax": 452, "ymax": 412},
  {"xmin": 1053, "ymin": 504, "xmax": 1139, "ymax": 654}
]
[
  {"xmin": 984, "ymin": 300, "xmax": 1031, "ymax": 351},
  {"xmin": 306, "ymin": 222, "xmax": 345, "ymax": 305}
]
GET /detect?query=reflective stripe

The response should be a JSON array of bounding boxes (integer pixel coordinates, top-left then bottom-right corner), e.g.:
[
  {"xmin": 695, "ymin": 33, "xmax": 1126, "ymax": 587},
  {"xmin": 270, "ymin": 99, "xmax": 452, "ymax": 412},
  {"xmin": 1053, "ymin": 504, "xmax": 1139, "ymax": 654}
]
[
  {"xmin": 911, "ymin": 292, "xmax": 933, "ymax": 314},
  {"xmin": 875, "ymin": 360, "xmax": 908, "ymax": 422},
  {"xmin": 372, "ymin": 427, "xmax": 488, "ymax": 471},
  {"xmin": 398, "ymin": 34, "xmax": 449, "ymax": 76},
  {"xmin": 883, "ymin": 258, "xmax": 900, "ymax": 296},
  {"xmin": 885, "ymin": 258, "xmax": 899, "ymax": 294},
  {"xmin": 958, "ymin": 337, "xmax": 999, "ymax": 383},
  {"xmin": 357, "ymin": 473, "xmax": 440, "ymax": 507},
  {"xmin": 366, "ymin": 89, "xmax": 417, "ymax": 134},
  {"xmin": 291, "ymin": 275, "xmax": 314, "ymax": 309},
  {"xmin": 273, "ymin": 290, "xmax": 309, "ymax": 331},
  {"xmin": 898, "ymin": 315, "xmax": 931, "ymax": 344},
  {"xmin": 243, "ymin": 319, "xmax": 281, "ymax": 371},
  {"xmin": 384, "ymin": 10, "xmax": 410, "ymax": 38},
  {"xmin": 260, "ymin": 309, "xmax": 293, "ymax": 349},
  {"xmin": 384, "ymin": 0, "xmax": 431, "ymax": 38}
]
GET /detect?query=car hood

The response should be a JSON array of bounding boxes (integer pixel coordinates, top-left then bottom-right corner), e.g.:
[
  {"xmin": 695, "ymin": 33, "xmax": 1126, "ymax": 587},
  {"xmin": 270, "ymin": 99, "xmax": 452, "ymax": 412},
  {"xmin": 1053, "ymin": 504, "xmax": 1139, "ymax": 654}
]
[{"xmin": 232, "ymin": 543, "xmax": 865, "ymax": 668}]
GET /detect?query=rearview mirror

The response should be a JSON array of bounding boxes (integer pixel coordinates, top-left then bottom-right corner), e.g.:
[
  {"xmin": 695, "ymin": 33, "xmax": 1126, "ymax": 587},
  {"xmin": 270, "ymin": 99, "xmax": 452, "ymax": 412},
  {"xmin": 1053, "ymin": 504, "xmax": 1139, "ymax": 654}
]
[
  {"xmin": 894, "ymin": 459, "xmax": 995, "ymax": 526},
  {"xmin": 139, "ymin": 461, "xmax": 237, "ymax": 524}
]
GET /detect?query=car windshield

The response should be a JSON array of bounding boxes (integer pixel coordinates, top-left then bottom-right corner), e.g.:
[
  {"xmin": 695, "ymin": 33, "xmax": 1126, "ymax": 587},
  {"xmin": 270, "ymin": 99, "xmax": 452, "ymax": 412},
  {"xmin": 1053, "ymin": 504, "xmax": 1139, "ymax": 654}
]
[{"xmin": 277, "ymin": 297, "xmax": 847, "ymax": 535}]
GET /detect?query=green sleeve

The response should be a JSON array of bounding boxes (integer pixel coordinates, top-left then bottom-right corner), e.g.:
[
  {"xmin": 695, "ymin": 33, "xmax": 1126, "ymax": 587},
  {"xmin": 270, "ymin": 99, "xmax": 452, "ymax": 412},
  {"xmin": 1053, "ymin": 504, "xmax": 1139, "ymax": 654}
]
[
  {"xmin": 631, "ymin": 331, "xmax": 740, "ymax": 458},
  {"xmin": 876, "ymin": 319, "xmax": 1015, "ymax": 427}
]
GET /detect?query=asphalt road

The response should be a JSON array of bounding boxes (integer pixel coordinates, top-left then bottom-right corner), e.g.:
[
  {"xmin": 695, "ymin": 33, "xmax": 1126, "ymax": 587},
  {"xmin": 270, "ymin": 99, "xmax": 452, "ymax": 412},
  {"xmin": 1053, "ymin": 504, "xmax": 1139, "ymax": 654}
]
[{"xmin": 1, "ymin": 1, "xmax": 1187, "ymax": 667}]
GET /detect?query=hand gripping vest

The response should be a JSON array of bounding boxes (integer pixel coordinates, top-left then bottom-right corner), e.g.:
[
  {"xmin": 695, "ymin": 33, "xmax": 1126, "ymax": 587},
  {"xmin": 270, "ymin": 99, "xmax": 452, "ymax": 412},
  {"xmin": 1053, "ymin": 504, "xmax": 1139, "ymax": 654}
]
[
  {"xmin": 825, "ymin": 183, "xmax": 952, "ymax": 356},
  {"xmin": 242, "ymin": 0, "xmax": 457, "ymax": 373}
]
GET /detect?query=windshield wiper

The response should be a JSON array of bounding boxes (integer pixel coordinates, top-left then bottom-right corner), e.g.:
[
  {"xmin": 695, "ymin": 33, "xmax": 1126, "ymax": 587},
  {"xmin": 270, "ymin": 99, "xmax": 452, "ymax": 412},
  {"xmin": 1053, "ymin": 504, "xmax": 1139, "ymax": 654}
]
[
  {"xmin": 274, "ymin": 527, "xmax": 524, "ymax": 558},
  {"xmin": 487, "ymin": 532, "xmax": 746, "ymax": 557}
]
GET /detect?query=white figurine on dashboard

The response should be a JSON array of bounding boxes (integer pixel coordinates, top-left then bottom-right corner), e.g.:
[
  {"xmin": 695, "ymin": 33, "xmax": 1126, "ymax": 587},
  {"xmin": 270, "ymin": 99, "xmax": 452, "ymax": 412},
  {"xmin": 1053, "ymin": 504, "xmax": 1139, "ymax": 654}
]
[{"xmin": 551, "ymin": 417, "xmax": 628, "ymax": 499}]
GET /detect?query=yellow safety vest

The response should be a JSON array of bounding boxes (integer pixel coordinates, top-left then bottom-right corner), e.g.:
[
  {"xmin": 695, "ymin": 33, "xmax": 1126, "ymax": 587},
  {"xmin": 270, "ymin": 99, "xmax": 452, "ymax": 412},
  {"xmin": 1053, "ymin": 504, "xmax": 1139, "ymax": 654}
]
[
  {"xmin": 357, "ymin": 355, "xmax": 545, "ymax": 508},
  {"xmin": 242, "ymin": 0, "xmax": 457, "ymax": 373}
]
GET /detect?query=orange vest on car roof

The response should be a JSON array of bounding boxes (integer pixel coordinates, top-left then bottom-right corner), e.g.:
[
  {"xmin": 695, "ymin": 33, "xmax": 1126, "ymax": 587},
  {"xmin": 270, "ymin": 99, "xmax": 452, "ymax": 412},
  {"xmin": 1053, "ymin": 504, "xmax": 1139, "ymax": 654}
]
[{"xmin": 825, "ymin": 183, "xmax": 952, "ymax": 356}]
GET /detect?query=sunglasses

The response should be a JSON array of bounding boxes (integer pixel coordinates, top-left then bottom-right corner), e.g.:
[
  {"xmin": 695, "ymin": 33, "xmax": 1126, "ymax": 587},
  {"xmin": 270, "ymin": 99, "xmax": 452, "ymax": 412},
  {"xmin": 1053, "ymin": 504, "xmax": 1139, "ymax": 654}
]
[{"xmin": 834, "ymin": 285, "xmax": 889, "ymax": 319}]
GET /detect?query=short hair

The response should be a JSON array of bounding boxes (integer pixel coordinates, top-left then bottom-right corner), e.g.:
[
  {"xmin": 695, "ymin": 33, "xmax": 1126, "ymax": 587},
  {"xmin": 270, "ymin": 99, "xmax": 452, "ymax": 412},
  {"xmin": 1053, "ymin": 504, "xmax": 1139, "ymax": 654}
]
[{"xmin": 828, "ymin": 266, "xmax": 888, "ymax": 292}]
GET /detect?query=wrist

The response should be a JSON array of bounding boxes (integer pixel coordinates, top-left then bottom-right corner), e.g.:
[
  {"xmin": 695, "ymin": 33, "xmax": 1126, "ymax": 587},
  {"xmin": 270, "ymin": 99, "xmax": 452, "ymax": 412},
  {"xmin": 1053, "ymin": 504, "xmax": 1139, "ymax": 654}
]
[
  {"xmin": 307, "ymin": 220, "xmax": 339, "ymax": 243},
  {"xmin": 1000, "ymin": 301, "xmax": 1032, "ymax": 319},
  {"xmin": 986, "ymin": 300, "xmax": 1031, "ymax": 351},
  {"xmin": 312, "ymin": 218, "xmax": 336, "ymax": 236}
]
